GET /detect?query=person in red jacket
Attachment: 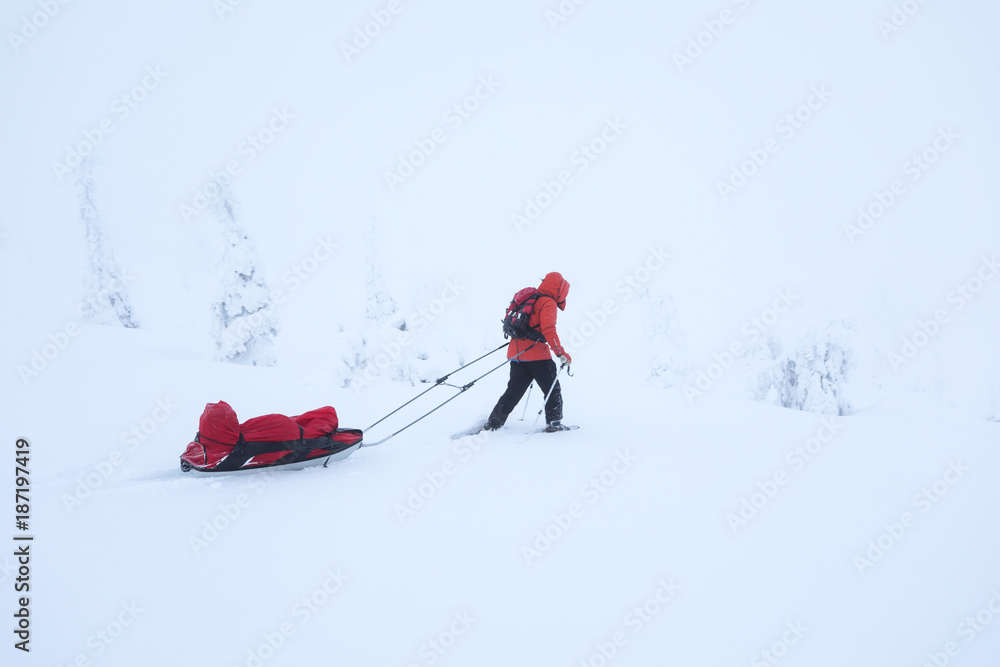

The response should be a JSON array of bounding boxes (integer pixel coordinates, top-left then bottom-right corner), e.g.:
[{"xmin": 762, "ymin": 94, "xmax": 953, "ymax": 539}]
[{"xmin": 484, "ymin": 272, "xmax": 572, "ymax": 432}]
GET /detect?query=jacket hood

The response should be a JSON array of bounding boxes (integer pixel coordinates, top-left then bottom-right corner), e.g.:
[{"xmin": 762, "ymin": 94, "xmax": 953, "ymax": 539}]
[{"xmin": 538, "ymin": 272, "xmax": 569, "ymax": 310}]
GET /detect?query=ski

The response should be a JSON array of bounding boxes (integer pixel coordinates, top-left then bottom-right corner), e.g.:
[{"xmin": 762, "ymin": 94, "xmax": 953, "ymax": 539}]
[
  {"xmin": 540, "ymin": 424, "xmax": 579, "ymax": 433},
  {"xmin": 453, "ymin": 424, "xmax": 578, "ymax": 437},
  {"xmin": 451, "ymin": 424, "xmax": 487, "ymax": 439}
]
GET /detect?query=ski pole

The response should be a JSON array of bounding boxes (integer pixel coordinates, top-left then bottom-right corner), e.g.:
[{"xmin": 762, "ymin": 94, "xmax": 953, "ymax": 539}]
[
  {"xmin": 519, "ymin": 383, "xmax": 533, "ymax": 421},
  {"xmin": 534, "ymin": 361, "xmax": 566, "ymax": 426}
]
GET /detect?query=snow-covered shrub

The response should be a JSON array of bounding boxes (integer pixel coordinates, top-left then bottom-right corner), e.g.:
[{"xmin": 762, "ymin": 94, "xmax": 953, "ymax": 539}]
[
  {"xmin": 987, "ymin": 385, "xmax": 1000, "ymax": 423},
  {"xmin": 328, "ymin": 325, "xmax": 364, "ymax": 386},
  {"xmin": 76, "ymin": 160, "xmax": 139, "ymax": 328},
  {"xmin": 209, "ymin": 188, "xmax": 278, "ymax": 366},
  {"xmin": 747, "ymin": 321, "xmax": 856, "ymax": 416},
  {"xmin": 640, "ymin": 288, "xmax": 693, "ymax": 387}
]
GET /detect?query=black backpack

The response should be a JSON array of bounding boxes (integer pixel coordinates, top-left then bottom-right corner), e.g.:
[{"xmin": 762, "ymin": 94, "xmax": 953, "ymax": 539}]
[{"xmin": 502, "ymin": 288, "xmax": 550, "ymax": 341}]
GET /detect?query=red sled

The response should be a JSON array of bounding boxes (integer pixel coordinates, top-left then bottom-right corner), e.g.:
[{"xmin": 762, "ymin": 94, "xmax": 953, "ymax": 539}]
[{"xmin": 180, "ymin": 401, "xmax": 363, "ymax": 475}]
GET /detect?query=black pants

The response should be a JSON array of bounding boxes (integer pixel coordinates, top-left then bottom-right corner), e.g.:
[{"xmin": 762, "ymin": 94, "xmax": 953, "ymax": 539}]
[{"xmin": 487, "ymin": 359, "xmax": 562, "ymax": 427}]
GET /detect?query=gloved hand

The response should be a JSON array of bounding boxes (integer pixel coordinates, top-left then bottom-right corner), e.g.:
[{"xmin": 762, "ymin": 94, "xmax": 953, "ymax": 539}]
[{"xmin": 553, "ymin": 346, "xmax": 572, "ymax": 366}]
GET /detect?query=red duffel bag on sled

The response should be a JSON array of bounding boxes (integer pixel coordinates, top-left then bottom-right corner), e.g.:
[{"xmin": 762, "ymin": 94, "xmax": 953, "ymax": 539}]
[{"xmin": 180, "ymin": 401, "xmax": 363, "ymax": 475}]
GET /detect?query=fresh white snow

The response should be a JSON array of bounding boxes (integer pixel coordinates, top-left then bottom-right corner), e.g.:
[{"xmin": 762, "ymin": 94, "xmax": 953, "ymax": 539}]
[{"xmin": 3, "ymin": 1, "xmax": 1000, "ymax": 665}]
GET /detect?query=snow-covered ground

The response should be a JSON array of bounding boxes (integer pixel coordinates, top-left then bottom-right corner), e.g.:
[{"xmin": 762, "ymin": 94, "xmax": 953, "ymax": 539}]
[{"xmin": 3, "ymin": 1, "xmax": 1000, "ymax": 665}]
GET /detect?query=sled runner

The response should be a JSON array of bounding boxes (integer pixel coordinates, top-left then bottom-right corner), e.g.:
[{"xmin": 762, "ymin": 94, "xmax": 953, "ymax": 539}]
[{"xmin": 180, "ymin": 401, "xmax": 363, "ymax": 475}]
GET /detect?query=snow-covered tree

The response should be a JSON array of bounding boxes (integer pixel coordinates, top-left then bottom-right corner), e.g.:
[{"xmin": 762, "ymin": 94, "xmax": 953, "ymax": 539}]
[
  {"xmin": 363, "ymin": 218, "xmax": 399, "ymax": 327},
  {"xmin": 209, "ymin": 188, "xmax": 278, "ymax": 366},
  {"xmin": 747, "ymin": 321, "xmax": 856, "ymax": 416},
  {"xmin": 76, "ymin": 159, "xmax": 139, "ymax": 328},
  {"xmin": 640, "ymin": 287, "xmax": 693, "ymax": 387},
  {"xmin": 349, "ymin": 218, "xmax": 422, "ymax": 388}
]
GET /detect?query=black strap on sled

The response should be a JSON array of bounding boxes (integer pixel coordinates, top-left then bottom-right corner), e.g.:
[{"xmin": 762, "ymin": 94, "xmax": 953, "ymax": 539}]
[
  {"xmin": 214, "ymin": 429, "xmax": 361, "ymax": 472},
  {"xmin": 361, "ymin": 342, "xmax": 537, "ymax": 448}
]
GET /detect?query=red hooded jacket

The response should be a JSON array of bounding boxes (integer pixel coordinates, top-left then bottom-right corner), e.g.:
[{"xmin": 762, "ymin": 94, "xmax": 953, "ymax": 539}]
[{"xmin": 507, "ymin": 272, "xmax": 570, "ymax": 361}]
